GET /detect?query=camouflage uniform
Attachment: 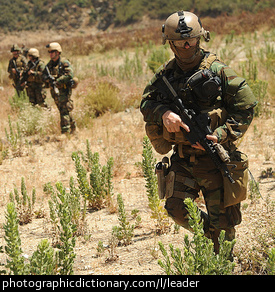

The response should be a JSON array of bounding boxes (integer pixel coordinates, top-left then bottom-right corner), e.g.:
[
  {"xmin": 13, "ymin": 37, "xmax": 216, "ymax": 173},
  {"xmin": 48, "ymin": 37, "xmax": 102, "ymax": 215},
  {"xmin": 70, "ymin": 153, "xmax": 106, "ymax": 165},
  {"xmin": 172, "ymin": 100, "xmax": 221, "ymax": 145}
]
[
  {"xmin": 25, "ymin": 59, "xmax": 48, "ymax": 107},
  {"xmin": 7, "ymin": 53, "xmax": 27, "ymax": 95},
  {"xmin": 140, "ymin": 49, "xmax": 257, "ymax": 252},
  {"xmin": 45, "ymin": 57, "xmax": 76, "ymax": 134}
]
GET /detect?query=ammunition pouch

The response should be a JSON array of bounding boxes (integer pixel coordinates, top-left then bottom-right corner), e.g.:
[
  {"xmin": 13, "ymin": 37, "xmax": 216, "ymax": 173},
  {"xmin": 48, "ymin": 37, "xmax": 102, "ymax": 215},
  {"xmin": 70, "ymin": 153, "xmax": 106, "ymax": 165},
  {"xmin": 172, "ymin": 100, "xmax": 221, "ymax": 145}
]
[
  {"xmin": 183, "ymin": 69, "xmax": 222, "ymax": 105},
  {"xmin": 207, "ymin": 107, "xmax": 228, "ymax": 132},
  {"xmin": 223, "ymin": 150, "xmax": 249, "ymax": 208}
]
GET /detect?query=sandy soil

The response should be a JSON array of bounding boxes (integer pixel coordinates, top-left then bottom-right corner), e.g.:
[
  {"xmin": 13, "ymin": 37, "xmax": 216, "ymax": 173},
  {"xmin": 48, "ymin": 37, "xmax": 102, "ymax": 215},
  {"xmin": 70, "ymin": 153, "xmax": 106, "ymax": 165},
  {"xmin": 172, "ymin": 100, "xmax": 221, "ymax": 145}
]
[{"xmin": 0, "ymin": 104, "xmax": 274, "ymax": 275}]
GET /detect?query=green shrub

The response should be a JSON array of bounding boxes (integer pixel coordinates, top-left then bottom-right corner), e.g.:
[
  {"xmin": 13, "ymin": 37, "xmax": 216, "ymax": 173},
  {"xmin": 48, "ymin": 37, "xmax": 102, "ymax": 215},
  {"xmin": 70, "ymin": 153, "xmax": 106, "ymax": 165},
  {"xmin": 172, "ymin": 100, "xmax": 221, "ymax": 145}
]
[
  {"xmin": 3, "ymin": 202, "xmax": 26, "ymax": 275},
  {"xmin": 17, "ymin": 104, "xmax": 58, "ymax": 136},
  {"xmin": 9, "ymin": 90, "xmax": 29, "ymax": 111},
  {"xmin": 3, "ymin": 197, "xmax": 77, "ymax": 275},
  {"xmin": 9, "ymin": 177, "xmax": 36, "ymax": 225},
  {"xmin": 142, "ymin": 136, "xmax": 170, "ymax": 235},
  {"xmin": 147, "ymin": 45, "xmax": 170, "ymax": 73},
  {"xmin": 240, "ymin": 59, "xmax": 268, "ymax": 117},
  {"xmin": 112, "ymin": 194, "xmax": 135, "ymax": 246},
  {"xmin": 84, "ymin": 81, "xmax": 122, "ymax": 117},
  {"xmin": 158, "ymin": 198, "xmax": 236, "ymax": 275},
  {"xmin": 29, "ymin": 239, "xmax": 57, "ymax": 275},
  {"xmin": 48, "ymin": 182, "xmax": 77, "ymax": 275},
  {"xmin": 5, "ymin": 115, "xmax": 23, "ymax": 157},
  {"xmin": 118, "ymin": 50, "xmax": 143, "ymax": 80},
  {"xmin": 72, "ymin": 140, "xmax": 114, "ymax": 210}
]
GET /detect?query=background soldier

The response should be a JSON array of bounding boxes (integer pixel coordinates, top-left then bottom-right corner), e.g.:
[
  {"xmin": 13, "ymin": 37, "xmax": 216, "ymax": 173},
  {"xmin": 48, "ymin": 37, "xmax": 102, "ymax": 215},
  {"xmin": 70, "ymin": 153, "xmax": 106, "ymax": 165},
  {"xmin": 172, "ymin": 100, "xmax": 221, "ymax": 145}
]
[
  {"xmin": 43, "ymin": 42, "xmax": 76, "ymax": 134},
  {"xmin": 23, "ymin": 48, "xmax": 48, "ymax": 108},
  {"xmin": 140, "ymin": 11, "xmax": 257, "ymax": 255},
  {"xmin": 7, "ymin": 44, "xmax": 27, "ymax": 96}
]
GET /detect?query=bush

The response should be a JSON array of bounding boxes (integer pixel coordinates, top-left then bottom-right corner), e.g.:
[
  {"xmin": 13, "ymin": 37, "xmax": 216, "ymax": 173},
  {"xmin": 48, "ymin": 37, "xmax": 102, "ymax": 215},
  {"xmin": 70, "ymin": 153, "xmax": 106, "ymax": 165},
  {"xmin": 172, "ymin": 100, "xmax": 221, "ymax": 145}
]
[
  {"xmin": 240, "ymin": 59, "xmax": 269, "ymax": 117},
  {"xmin": 3, "ymin": 202, "xmax": 26, "ymax": 275},
  {"xmin": 48, "ymin": 182, "xmax": 77, "ymax": 275},
  {"xmin": 112, "ymin": 194, "xmax": 135, "ymax": 246},
  {"xmin": 9, "ymin": 177, "xmax": 36, "ymax": 225},
  {"xmin": 147, "ymin": 45, "xmax": 170, "ymax": 73},
  {"xmin": 5, "ymin": 115, "xmax": 23, "ymax": 157},
  {"xmin": 29, "ymin": 239, "xmax": 57, "ymax": 275},
  {"xmin": 72, "ymin": 139, "xmax": 114, "ymax": 210},
  {"xmin": 158, "ymin": 198, "xmax": 236, "ymax": 275},
  {"xmin": 142, "ymin": 136, "xmax": 170, "ymax": 234},
  {"xmin": 3, "ymin": 197, "xmax": 77, "ymax": 275},
  {"xmin": 84, "ymin": 81, "xmax": 122, "ymax": 117}
]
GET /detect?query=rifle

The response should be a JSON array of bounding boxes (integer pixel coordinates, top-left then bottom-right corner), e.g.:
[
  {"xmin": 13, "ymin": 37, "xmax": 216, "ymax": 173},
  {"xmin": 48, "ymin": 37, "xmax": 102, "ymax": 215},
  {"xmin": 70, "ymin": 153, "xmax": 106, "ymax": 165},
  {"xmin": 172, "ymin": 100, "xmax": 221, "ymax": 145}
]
[
  {"xmin": 161, "ymin": 75, "xmax": 235, "ymax": 184},
  {"xmin": 43, "ymin": 65, "xmax": 60, "ymax": 96}
]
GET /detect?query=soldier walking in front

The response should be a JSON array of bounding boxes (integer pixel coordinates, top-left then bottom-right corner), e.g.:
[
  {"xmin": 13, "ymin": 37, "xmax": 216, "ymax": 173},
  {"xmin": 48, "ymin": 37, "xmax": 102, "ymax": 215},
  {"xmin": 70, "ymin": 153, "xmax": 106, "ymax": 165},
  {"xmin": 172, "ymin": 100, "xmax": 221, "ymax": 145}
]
[{"xmin": 140, "ymin": 11, "xmax": 257, "ymax": 255}]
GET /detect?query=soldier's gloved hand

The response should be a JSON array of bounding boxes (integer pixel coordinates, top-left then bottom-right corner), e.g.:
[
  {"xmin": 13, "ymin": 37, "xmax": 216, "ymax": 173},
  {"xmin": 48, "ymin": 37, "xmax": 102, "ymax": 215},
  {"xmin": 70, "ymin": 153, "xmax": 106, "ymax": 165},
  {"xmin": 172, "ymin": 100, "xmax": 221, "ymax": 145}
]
[{"xmin": 162, "ymin": 110, "xmax": 190, "ymax": 133}]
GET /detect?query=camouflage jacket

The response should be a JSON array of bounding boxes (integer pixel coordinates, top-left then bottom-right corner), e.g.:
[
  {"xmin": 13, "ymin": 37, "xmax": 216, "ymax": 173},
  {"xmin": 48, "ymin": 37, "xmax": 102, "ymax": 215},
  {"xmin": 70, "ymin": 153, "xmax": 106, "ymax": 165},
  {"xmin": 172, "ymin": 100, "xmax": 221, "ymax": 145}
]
[
  {"xmin": 44, "ymin": 57, "xmax": 73, "ymax": 89},
  {"xmin": 26, "ymin": 59, "xmax": 45, "ymax": 84},
  {"xmin": 7, "ymin": 55, "xmax": 27, "ymax": 81},
  {"xmin": 140, "ymin": 48, "xmax": 257, "ymax": 150}
]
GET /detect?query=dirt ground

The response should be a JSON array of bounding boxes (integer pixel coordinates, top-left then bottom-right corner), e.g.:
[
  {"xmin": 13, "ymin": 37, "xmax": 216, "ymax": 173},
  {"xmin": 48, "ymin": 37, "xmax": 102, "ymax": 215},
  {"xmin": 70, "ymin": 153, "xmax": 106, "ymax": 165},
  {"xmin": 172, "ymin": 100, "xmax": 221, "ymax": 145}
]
[{"xmin": 0, "ymin": 104, "xmax": 274, "ymax": 275}]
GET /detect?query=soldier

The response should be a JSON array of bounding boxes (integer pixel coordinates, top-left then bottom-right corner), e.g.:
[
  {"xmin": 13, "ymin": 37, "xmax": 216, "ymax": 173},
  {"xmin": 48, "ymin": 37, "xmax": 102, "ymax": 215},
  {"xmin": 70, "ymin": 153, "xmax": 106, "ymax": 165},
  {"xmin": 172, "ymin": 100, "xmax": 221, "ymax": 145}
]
[
  {"xmin": 140, "ymin": 11, "xmax": 257, "ymax": 254},
  {"xmin": 43, "ymin": 42, "xmax": 76, "ymax": 134},
  {"xmin": 7, "ymin": 44, "xmax": 28, "ymax": 96},
  {"xmin": 23, "ymin": 48, "xmax": 48, "ymax": 108}
]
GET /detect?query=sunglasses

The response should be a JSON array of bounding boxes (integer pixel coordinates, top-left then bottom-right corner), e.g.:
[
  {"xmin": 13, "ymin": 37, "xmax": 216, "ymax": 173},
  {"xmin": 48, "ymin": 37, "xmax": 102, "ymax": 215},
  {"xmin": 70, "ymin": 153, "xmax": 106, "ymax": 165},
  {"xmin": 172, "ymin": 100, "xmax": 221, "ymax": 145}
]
[{"xmin": 172, "ymin": 38, "xmax": 198, "ymax": 47}]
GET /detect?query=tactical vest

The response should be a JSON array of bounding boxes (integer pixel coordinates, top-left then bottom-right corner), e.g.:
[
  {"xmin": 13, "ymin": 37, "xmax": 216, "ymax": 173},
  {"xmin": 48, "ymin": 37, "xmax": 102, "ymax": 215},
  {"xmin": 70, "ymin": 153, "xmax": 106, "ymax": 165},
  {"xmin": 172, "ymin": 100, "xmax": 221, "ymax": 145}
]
[
  {"xmin": 146, "ymin": 52, "xmax": 250, "ymax": 208},
  {"xmin": 27, "ymin": 60, "xmax": 44, "ymax": 83},
  {"xmin": 48, "ymin": 58, "xmax": 66, "ymax": 79},
  {"xmin": 47, "ymin": 57, "xmax": 78, "ymax": 89},
  {"xmin": 145, "ymin": 52, "xmax": 225, "ymax": 156},
  {"xmin": 162, "ymin": 52, "xmax": 227, "ymax": 154}
]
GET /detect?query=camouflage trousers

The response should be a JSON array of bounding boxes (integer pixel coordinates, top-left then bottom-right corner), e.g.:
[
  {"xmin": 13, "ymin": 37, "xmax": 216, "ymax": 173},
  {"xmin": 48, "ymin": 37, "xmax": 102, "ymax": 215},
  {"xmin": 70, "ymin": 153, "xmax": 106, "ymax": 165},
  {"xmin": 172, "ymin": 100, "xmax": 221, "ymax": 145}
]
[
  {"xmin": 51, "ymin": 88, "xmax": 76, "ymax": 134},
  {"xmin": 26, "ymin": 83, "xmax": 47, "ymax": 107},
  {"xmin": 164, "ymin": 151, "xmax": 242, "ymax": 253}
]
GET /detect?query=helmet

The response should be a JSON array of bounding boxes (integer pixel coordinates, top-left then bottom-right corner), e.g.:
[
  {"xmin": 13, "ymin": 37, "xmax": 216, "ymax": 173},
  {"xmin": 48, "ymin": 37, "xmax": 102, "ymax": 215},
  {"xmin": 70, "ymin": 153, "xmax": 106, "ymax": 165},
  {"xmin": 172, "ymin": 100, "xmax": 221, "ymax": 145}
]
[
  {"xmin": 162, "ymin": 11, "xmax": 210, "ymax": 45},
  {"xmin": 11, "ymin": 44, "xmax": 21, "ymax": 52},
  {"xmin": 46, "ymin": 42, "xmax": 62, "ymax": 53},
  {"xmin": 28, "ymin": 48, "xmax": 39, "ymax": 58}
]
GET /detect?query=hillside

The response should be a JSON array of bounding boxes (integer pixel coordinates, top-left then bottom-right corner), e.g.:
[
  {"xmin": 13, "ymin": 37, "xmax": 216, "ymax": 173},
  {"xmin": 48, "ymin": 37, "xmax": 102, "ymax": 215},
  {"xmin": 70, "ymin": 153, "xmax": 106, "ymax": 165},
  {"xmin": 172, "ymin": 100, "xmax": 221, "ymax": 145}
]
[
  {"xmin": 0, "ymin": 12, "xmax": 274, "ymax": 275},
  {"xmin": 0, "ymin": 0, "xmax": 274, "ymax": 32}
]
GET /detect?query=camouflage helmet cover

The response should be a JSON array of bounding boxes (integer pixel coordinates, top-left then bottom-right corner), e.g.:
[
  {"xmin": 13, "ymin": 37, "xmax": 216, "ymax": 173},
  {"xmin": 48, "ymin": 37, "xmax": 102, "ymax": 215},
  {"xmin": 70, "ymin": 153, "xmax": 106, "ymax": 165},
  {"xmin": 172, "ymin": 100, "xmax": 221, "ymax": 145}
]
[{"xmin": 162, "ymin": 11, "xmax": 210, "ymax": 45}]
